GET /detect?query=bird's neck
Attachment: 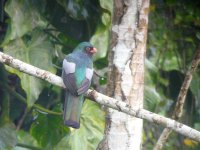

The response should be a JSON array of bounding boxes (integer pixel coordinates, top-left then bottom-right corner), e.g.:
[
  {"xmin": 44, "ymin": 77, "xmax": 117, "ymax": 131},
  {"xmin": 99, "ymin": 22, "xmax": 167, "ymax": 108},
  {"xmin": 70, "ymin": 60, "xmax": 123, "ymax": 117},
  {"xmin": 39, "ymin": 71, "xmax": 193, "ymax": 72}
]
[{"xmin": 75, "ymin": 51, "xmax": 93, "ymax": 59}]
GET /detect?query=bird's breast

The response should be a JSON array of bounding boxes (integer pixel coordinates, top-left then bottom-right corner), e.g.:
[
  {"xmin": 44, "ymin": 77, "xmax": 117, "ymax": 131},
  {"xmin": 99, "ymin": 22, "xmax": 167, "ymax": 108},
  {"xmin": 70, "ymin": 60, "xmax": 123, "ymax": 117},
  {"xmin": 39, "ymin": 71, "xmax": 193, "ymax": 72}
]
[{"xmin": 75, "ymin": 65, "xmax": 87, "ymax": 87}]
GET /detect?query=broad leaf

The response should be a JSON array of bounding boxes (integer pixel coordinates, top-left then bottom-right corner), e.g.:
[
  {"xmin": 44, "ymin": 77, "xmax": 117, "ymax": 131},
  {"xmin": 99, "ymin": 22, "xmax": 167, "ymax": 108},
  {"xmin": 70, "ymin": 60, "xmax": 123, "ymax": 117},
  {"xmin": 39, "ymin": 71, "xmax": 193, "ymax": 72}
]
[
  {"xmin": 30, "ymin": 110, "xmax": 69, "ymax": 149},
  {"xmin": 12, "ymin": 130, "xmax": 41, "ymax": 150},
  {"xmin": 190, "ymin": 73, "xmax": 200, "ymax": 100},
  {"xmin": 190, "ymin": 73, "xmax": 200, "ymax": 114},
  {"xmin": 90, "ymin": 0, "xmax": 113, "ymax": 60},
  {"xmin": 144, "ymin": 86, "xmax": 161, "ymax": 111},
  {"xmin": 44, "ymin": 0, "xmax": 100, "ymax": 42},
  {"xmin": 99, "ymin": 0, "xmax": 113, "ymax": 14},
  {"xmin": 91, "ymin": 25, "xmax": 110, "ymax": 60},
  {"xmin": 3, "ymin": 0, "xmax": 46, "ymax": 45},
  {"xmin": 55, "ymin": 100, "xmax": 105, "ymax": 150},
  {"xmin": 3, "ymin": 30, "xmax": 56, "ymax": 106},
  {"xmin": 0, "ymin": 123, "xmax": 17, "ymax": 150},
  {"xmin": 57, "ymin": 0, "xmax": 88, "ymax": 20}
]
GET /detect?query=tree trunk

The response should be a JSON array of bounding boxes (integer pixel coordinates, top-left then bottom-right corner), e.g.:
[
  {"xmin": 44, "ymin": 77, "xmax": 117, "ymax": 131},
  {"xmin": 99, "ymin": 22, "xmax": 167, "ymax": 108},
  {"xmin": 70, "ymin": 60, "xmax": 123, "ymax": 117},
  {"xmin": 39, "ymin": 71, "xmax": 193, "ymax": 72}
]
[{"xmin": 98, "ymin": 0, "xmax": 149, "ymax": 149}]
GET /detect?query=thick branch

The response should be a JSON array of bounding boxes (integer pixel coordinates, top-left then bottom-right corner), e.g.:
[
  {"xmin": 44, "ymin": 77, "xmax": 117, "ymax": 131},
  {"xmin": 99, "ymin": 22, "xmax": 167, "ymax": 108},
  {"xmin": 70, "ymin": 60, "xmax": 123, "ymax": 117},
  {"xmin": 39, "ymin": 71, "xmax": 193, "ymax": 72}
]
[
  {"xmin": 0, "ymin": 51, "xmax": 200, "ymax": 142},
  {"xmin": 154, "ymin": 46, "xmax": 200, "ymax": 150}
]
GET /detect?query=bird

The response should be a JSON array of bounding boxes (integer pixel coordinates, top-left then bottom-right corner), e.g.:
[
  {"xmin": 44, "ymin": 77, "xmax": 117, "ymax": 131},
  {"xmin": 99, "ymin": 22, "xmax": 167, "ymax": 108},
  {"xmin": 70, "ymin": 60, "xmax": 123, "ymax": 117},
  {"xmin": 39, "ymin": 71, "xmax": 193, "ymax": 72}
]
[{"xmin": 62, "ymin": 42, "xmax": 97, "ymax": 129}]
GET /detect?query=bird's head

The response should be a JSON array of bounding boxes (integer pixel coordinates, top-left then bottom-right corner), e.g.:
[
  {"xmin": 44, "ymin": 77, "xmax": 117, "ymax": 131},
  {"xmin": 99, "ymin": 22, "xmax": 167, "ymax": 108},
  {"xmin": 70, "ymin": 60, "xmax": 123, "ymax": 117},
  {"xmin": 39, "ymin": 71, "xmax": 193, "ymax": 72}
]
[{"xmin": 74, "ymin": 42, "xmax": 97, "ymax": 56}]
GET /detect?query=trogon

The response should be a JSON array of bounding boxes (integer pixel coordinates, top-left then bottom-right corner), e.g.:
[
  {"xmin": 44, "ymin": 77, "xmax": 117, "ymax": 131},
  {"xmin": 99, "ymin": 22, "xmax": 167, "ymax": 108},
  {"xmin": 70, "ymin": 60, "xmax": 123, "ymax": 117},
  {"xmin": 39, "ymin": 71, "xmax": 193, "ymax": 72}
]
[{"xmin": 62, "ymin": 42, "xmax": 97, "ymax": 129}]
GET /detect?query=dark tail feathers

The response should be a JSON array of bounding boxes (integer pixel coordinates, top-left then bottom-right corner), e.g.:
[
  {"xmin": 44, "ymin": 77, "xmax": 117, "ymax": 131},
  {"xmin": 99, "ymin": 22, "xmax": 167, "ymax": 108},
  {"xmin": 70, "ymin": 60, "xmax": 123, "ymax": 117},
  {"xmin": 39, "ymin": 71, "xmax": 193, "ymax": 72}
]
[{"xmin": 63, "ymin": 91, "xmax": 84, "ymax": 129}]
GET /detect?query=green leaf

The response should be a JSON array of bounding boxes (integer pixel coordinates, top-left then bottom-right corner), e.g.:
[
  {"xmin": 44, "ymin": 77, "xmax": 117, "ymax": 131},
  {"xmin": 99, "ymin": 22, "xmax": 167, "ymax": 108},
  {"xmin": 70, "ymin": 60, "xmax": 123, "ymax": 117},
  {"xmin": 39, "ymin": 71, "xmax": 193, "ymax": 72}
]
[
  {"xmin": 144, "ymin": 86, "xmax": 161, "ymax": 111},
  {"xmin": 99, "ymin": 0, "xmax": 113, "ymax": 25},
  {"xmin": 94, "ymin": 57, "xmax": 108, "ymax": 69},
  {"xmin": 90, "ymin": 25, "xmax": 110, "ymax": 60},
  {"xmin": 55, "ymin": 100, "xmax": 105, "ymax": 150},
  {"xmin": 30, "ymin": 111, "xmax": 69, "ymax": 149},
  {"xmin": 3, "ymin": 0, "xmax": 46, "ymax": 45},
  {"xmin": 190, "ymin": 73, "xmax": 200, "ymax": 115},
  {"xmin": 190, "ymin": 73, "xmax": 200, "ymax": 98},
  {"xmin": 56, "ymin": 0, "xmax": 88, "ymax": 20},
  {"xmin": 194, "ymin": 123, "xmax": 200, "ymax": 131},
  {"xmin": 0, "ymin": 123, "xmax": 17, "ymax": 150},
  {"xmin": 12, "ymin": 130, "xmax": 40, "ymax": 150},
  {"xmin": 196, "ymin": 32, "xmax": 200, "ymax": 40},
  {"xmin": 99, "ymin": 0, "xmax": 113, "ymax": 13},
  {"xmin": 3, "ymin": 30, "xmax": 56, "ymax": 106},
  {"xmin": 90, "ymin": 0, "xmax": 112, "ymax": 60},
  {"xmin": 160, "ymin": 50, "xmax": 181, "ymax": 71},
  {"xmin": 99, "ymin": 77, "xmax": 107, "ymax": 85},
  {"xmin": 145, "ymin": 59, "xmax": 168, "ymax": 87},
  {"xmin": 145, "ymin": 59, "xmax": 158, "ymax": 85},
  {"xmin": 0, "ymin": 68, "xmax": 10, "ymax": 125}
]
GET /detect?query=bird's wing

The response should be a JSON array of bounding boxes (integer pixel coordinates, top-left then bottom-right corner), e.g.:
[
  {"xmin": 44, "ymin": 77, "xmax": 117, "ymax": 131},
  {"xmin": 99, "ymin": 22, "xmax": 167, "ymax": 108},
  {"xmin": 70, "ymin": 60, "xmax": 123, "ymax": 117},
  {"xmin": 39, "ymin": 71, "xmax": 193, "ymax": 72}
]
[
  {"xmin": 77, "ymin": 68, "xmax": 93, "ymax": 95},
  {"xmin": 62, "ymin": 58, "xmax": 78, "ymax": 95},
  {"xmin": 62, "ymin": 57, "xmax": 93, "ymax": 96}
]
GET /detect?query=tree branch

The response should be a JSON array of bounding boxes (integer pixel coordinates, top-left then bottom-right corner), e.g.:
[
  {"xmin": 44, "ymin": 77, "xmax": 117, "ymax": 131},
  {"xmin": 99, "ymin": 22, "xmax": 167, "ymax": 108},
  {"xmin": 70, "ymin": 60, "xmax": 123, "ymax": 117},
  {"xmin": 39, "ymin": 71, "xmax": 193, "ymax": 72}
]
[
  {"xmin": 0, "ymin": 51, "xmax": 200, "ymax": 142},
  {"xmin": 16, "ymin": 143, "xmax": 42, "ymax": 150},
  {"xmin": 16, "ymin": 107, "xmax": 29, "ymax": 130},
  {"xmin": 154, "ymin": 46, "xmax": 200, "ymax": 150}
]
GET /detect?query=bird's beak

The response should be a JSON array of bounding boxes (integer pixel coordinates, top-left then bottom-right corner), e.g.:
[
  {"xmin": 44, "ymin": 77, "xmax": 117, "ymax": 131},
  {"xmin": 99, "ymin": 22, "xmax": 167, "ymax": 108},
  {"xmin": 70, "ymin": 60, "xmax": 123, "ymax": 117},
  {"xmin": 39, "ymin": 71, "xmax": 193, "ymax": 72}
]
[{"xmin": 90, "ymin": 47, "xmax": 97, "ymax": 54}]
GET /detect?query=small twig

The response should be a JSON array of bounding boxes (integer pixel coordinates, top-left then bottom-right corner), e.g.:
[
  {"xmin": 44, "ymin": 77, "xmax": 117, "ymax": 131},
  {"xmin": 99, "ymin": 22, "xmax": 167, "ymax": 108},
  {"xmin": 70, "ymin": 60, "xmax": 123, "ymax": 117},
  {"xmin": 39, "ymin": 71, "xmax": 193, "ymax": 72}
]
[
  {"xmin": 16, "ymin": 143, "xmax": 42, "ymax": 150},
  {"xmin": 154, "ymin": 46, "xmax": 200, "ymax": 150},
  {"xmin": 16, "ymin": 107, "xmax": 29, "ymax": 131},
  {"xmin": 34, "ymin": 103, "xmax": 61, "ymax": 115},
  {"xmin": 52, "ymin": 64, "xmax": 62, "ymax": 70},
  {"xmin": 43, "ymin": 29, "xmax": 66, "ymax": 47},
  {"xmin": 4, "ymin": 84, "xmax": 62, "ymax": 115},
  {"xmin": 94, "ymin": 70, "xmax": 107, "ymax": 79}
]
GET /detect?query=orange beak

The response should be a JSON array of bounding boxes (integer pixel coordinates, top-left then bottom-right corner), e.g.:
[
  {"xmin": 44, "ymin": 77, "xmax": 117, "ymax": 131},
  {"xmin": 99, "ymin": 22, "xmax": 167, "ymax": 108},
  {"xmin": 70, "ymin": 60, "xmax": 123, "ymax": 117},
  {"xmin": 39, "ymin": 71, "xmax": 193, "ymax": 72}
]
[{"xmin": 90, "ymin": 47, "xmax": 97, "ymax": 54}]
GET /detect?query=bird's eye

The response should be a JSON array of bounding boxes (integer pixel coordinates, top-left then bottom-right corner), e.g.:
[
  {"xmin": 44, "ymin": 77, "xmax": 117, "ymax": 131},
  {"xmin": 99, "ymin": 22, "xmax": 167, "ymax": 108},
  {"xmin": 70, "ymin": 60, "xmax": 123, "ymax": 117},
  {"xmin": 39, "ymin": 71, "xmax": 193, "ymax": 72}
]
[{"xmin": 85, "ymin": 46, "xmax": 91, "ymax": 51}]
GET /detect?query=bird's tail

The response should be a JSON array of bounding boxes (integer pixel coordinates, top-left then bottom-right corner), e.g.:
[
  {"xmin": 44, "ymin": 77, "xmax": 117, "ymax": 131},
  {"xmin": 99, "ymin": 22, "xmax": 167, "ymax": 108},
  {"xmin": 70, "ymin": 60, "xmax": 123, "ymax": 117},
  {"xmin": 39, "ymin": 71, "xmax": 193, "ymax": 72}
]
[{"xmin": 63, "ymin": 91, "xmax": 84, "ymax": 129}]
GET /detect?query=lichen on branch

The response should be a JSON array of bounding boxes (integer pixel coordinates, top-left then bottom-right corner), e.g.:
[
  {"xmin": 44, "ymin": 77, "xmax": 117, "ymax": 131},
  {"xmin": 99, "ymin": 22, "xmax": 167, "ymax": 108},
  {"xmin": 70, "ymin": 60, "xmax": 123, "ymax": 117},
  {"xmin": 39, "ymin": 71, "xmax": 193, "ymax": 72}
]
[{"xmin": 0, "ymin": 51, "xmax": 200, "ymax": 142}]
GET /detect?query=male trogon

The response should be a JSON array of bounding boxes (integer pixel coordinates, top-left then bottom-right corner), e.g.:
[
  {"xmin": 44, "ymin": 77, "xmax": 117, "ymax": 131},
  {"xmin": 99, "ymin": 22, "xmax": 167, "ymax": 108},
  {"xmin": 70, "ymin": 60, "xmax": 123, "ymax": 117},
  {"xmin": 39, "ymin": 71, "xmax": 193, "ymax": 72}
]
[{"xmin": 62, "ymin": 42, "xmax": 97, "ymax": 129}]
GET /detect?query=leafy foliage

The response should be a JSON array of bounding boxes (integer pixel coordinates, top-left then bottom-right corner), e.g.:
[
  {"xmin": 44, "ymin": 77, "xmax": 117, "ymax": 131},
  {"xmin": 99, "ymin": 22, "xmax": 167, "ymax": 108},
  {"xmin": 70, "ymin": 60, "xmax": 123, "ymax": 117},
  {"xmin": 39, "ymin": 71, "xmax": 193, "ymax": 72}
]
[
  {"xmin": 4, "ymin": 30, "xmax": 56, "ymax": 106},
  {"xmin": 55, "ymin": 100, "xmax": 105, "ymax": 150},
  {"xmin": 144, "ymin": 0, "xmax": 200, "ymax": 149},
  {"xmin": 14, "ymin": 130, "xmax": 41, "ymax": 150},
  {"xmin": 30, "ymin": 112, "xmax": 68, "ymax": 148},
  {"xmin": 3, "ymin": 0, "xmax": 47, "ymax": 45},
  {"xmin": 0, "ymin": 0, "xmax": 200, "ymax": 149},
  {"xmin": 0, "ymin": 0, "xmax": 110, "ymax": 149},
  {"xmin": 0, "ymin": 123, "xmax": 17, "ymax": 150}
]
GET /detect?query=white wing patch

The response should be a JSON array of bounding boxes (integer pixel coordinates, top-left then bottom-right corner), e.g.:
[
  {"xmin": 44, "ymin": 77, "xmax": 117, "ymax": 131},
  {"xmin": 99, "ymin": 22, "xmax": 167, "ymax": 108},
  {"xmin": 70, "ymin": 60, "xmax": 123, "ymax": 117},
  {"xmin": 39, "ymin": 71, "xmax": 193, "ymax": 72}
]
[
  {"xmin": 63, "ymin": 59, "xmax": 76, "ymax": 74},
  {"xmin": 86, "ymin": 68, "xmax": 93, "ymax": 80}
]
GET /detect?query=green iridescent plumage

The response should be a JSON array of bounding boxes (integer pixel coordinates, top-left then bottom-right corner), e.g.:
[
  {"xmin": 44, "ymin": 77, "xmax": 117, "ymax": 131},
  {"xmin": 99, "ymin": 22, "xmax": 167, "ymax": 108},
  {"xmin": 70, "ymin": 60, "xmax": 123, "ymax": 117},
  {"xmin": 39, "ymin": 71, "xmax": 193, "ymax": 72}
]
[{"xmin": 62, "ymin": 42, "xmax": 96, "ymax": 129}]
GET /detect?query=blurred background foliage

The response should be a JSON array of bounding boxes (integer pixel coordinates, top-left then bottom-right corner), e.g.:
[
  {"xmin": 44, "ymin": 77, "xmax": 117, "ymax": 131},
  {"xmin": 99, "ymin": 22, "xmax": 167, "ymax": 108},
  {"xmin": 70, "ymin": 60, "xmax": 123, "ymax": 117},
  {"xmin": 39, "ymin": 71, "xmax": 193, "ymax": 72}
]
[
  {"xmin": 0, "ymin": 0, "xmax": 200, "ymax": 150},
  {"xmin": 144, "ymin": 0, "xmax": 200, "ymax": 149},
  {"xmin": 0, "ymin": 0, "xmax": 110, "ymax": 149}
]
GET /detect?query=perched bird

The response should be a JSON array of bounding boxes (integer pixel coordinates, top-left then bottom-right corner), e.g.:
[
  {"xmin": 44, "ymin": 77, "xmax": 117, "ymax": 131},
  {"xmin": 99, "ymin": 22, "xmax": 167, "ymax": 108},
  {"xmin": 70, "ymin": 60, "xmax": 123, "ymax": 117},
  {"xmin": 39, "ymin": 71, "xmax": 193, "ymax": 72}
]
[{"xmin": 62, "ymin": 42, "xmax": 97, "ymax": 129}]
